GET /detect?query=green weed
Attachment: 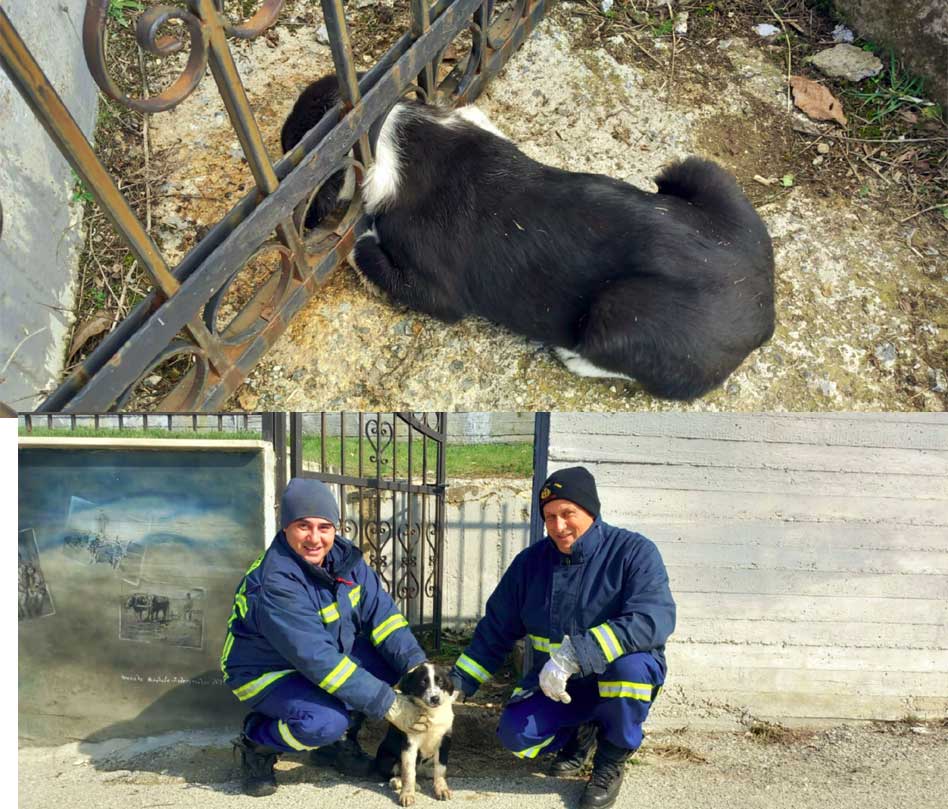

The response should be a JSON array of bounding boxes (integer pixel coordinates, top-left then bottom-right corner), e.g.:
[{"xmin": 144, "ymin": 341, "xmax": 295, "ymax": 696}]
[{"xmin": 107, "ymin": 0, "xmax": 144, "ymax": 28}]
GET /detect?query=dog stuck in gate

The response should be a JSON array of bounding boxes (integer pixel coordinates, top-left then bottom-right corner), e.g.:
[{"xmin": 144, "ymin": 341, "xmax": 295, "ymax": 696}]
[
  {"xmin": 282, "ymin": 75, "xmax": 775, "ymax": 401},
  {"xmin": 375, "ymin": 662, "xmax": 456, "ymax": 805}
]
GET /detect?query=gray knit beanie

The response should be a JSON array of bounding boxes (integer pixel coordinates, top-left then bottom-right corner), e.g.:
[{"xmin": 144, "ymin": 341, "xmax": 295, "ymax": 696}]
[{"xmin": 280, "ymin": 478, "xmax": 340, "ymax": 529}]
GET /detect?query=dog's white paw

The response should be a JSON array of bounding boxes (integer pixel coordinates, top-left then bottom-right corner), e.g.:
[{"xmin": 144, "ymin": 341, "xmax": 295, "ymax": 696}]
[
  {"xmin": 433, "ymin": 779, "xmax": 452, "ymax": 801},
  {"xmin": 399, "ymin": 789, "xmax": 416, "ymax": 806},
  {"xmin": 554, "ymin": 347, "xmax": 636, "ymax": 382},
  {"xmin": 389, "ymin": 776, "xmax": 403, "ymax": 791}
]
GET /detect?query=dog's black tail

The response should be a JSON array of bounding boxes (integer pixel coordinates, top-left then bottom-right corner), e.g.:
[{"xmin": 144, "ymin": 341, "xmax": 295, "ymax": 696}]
[{"xmin": 654, "ymin": 157, "xmax": 765, "ymax": 234}]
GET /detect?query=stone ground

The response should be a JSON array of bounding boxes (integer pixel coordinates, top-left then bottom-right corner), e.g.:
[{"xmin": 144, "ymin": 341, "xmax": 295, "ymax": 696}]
[
  {"xmin": 132, "ymin": 2, "xmax": 948, "ymax": 412},
  {"xmin": 17, "ymin": 715, "xmax": 948, "ymax": 809}
]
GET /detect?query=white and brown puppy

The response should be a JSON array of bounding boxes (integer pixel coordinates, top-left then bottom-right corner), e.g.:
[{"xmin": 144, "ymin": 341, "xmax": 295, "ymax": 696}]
[
  {"xmin": 376, "ymin": 662, "xmax": 457, "ymax": 806},
  {"xmin": 283, "ymin": 75, "xmax": 775, "ymax": 401}
]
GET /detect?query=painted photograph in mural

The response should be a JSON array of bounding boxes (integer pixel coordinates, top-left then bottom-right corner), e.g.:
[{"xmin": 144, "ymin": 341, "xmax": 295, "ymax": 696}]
[
  {"xmin": 120, "ymin": 581, "xmax": 206, "ymax": 650},
  {"xmin": 63, "ymin": 496, "xmax": 147, "ymax": 585},
  {"xmin": 18, "ymin": 528, "xmax": 55, "ymax": 621}
]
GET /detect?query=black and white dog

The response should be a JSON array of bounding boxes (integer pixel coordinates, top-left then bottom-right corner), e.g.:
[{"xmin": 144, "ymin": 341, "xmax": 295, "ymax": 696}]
[
  {"xmin": 376, "ymin": 662, "xmax": 456, "ymax": 806},
  {"xmin": 283, "ymin": 76, "xmax": 775, "ymax": 400}
]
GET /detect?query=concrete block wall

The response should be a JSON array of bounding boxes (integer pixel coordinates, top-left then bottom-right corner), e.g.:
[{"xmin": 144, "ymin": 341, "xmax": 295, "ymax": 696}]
[
  {"xmin": 0, "ymin": 2, "xmax": 97, "ymax": 410},
  {"xmin": 548, "ymin": 413, "xmax": 948, "ymax": 724}
]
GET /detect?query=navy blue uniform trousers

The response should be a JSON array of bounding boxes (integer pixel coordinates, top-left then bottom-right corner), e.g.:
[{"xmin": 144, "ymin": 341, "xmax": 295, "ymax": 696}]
[
  {"xmin": 243, "ymin": 636, "xmax": 397, "ymax": 752},
  {"xmin": 498, "ymin": 651, "xmax": 664, "ymax": 758}
]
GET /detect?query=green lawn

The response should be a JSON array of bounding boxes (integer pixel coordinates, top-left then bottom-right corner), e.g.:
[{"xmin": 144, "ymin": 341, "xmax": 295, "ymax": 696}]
[{"xmin": 20, "ymin": 428, "xmax": 533, "ymax": 478}]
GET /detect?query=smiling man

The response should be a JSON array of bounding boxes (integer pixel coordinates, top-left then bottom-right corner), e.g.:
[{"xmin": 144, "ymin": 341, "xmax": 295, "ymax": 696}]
[
  {"xmin": 222, "ymin": 478, "xmax": 429, "ymax": 796},
  {"xmin": 451, "ymin": 466, "xmax": 676, "ymax": 809}
]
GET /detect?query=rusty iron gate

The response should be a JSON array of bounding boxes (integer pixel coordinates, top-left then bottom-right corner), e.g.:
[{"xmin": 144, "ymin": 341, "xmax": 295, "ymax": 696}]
[
  {"xmin": 0, "ymin": 1, "xmax": 549, "ymax": 412},
  {"xmin": 286, "ymin": 412, "xmax": 448, "ymax": 648}
]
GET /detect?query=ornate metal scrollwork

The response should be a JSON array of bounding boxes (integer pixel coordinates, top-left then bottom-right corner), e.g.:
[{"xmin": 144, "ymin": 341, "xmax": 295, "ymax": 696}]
[
  {"xmin": 113, "ymin": 338, "xmax": 210, "ymax": 410},
  {"xmin": 82, "ymin": 1, "xmax": 209, "ymax": 113},
  {"xmin": 366, "ymin": 417, "xmax": 394, "ymax": 466},
  {"xmin": 81, "ymin": 0, "xmax": 286, "ymax": 113},
  {"xmin": 423, "ymin": 519, "xmax": 438, "ymax": 598},
  {"xmin": 203, "ymin": 239, "xmax": 295, "ymax": 346}
]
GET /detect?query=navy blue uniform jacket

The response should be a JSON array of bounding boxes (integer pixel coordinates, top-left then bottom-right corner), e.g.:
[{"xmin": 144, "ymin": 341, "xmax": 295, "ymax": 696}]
[
  {"xmin": 452, "ymin": 518, "xmax": 676, "ymax": 696},
  {"xmin": 221, "ymin": 532, "xmax": 425, "ymax": 719}
]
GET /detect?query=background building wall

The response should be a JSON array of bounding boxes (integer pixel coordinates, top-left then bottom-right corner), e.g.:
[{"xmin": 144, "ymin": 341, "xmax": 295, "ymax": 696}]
[{"xmin": 548, "ymin": 412, "xmax": 948, "ymax": 724}]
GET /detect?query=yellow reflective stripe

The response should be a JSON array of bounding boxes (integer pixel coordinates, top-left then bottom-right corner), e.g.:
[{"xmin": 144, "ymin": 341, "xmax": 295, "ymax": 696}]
[
  {"xmin": 233, "ymin": 669, "xmax": 294, "ymax": 701},
  {"xmin": 235, "ymin": 593, "xmax": 248, "ymax": 618},
  {"xmin": 220, "ymin": 632, "xmax": 235, "ymax": 674},
  {"xmin": 372, "ymin": 613, "xmax": 409, "ymax": 646},
  {"xmin": 278, "ymin": 720, "xmax": 320, "ymax": 751},
  {"xmin": 349, "ymin": 586, "xmax": 362, "ymax": 608},
  {"xmin": 528, "ymin": 635, "xmax": 561, "ymax": 653},
  {"xmin": 591, "ymin": 623, "xmax": 622, "ymax": 663},
  {"xmin": 598, "ymin": 680, "xmax": 653, "ymax": 700},
  {"xmin": 319, "ymin": 656, "xmax": 357, "ymax": 694},
  {"xmin": 456, "ymin": 653, "xmax": 490, "ymax": 684},
  {"xmin": 320, "ymin": 602, "xmax": 340, "ymax": 623},
  {"xmin": 513, "ymin": 734, "xmax": 556, "ymax": 759}
]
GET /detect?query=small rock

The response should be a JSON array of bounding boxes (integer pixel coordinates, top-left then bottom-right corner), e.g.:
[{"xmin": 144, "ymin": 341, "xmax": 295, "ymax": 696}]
[
  {"xmin": 812, "ymin": 155, "xmax": 824, "ymax": 166},
  {"xmin": 674, "ymin": 12, "xmax": 689, "ymax": 35},
  {"xmin": 910, "ymin": 725, "xmax": 930, "ymax": 734},
  {"xmin": 816, "ymin": 142, "xmax": 830, "ymax": 154},
  {"xmin": 815, "ymin": 378, "xmax": 838, "ymax": 398},
  {"xmin": 753, "ymin": 23, "xmax": 780, "ymax": 38},
  {"xmin": 807, "ymin": 44, "xmax": 883, "ymax": 82},
  {"xmin": 601, "ymin": 0, "xmax": 614, "ymax": 13},
  {"xmin": 930, "ymin": 367, "xmax": 947, "ymax": 393},
  {"xmin": 315, "ymin": 25, "xmax": 330, "ymax": 45},
  {"xmin": 832, "ymin": 24, "xmax": 854, "ymax": 44},
  {"xmin": 608, "ymin": 34, "xmax": 625, "ymax": 46},
  {"xmin": 631, "ymin": 11, "xmax": 650, "ymax": 25},
  {"xmin": 874, "ymin": 342, "xmax": 897, "ymax": 367},
  {"xmin": 145, "ymin": 374, "xmax": 162, "ymax": 386},
  {"xmin": 237, "ymin": 389, "xmax": 259, "ymax": 410},
  {"xmin": 449, "ymin": 360, "xmax": 465, "ymax": 373},
  {"xmin": 354, "ymin": 0, "xmax": 376, "ymax": 8}
]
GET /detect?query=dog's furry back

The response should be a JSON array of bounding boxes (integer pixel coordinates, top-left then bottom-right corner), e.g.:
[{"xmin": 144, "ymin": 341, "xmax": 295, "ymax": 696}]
[{"xmin": 365, "ymin": 103, "xmax": 774, "ymax": 399}]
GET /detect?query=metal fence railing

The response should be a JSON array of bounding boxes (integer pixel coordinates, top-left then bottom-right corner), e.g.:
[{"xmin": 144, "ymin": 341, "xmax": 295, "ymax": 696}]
[{"xmin": 1, "ymin": 1, "xmax": 549, "ymax": 412}]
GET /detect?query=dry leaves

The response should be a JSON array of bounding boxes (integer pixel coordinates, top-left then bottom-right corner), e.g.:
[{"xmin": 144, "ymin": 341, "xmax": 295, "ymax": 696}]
[
  {"xmin": 67, "ymin": 311, "xmax": 112, "ymax": 360},
  {"xmin": 789, "ymin": 76, "xmax": 847, "ymax": 126}
]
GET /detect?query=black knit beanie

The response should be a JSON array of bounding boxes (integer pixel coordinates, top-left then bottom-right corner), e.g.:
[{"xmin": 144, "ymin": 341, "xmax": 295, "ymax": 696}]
[
  {"xmin": 280, "ymin": 478, "xmax": 340, "ymax": 529},
  {"xmin": 539, "ymin": 466, "xmax": 600, "ymax": 518}
]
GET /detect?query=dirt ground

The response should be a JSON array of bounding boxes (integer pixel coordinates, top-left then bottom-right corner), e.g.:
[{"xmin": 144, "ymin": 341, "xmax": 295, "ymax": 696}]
[
  {"xmin": 17, "ymin": 713, "xmax": 948, "ymax": 808},
  {"xmin": 68, "ymin": 1, "xmax": 948, "ymax": 411}
]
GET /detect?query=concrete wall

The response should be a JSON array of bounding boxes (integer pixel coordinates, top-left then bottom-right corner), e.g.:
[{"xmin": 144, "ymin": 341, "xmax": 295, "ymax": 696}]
[
  {"xmin": 0, "ymin": 1, "xmax": 98, "ymax": 410},
  {"xmin": 833, "ymin": 0, "xmax": 947, "ymax": 108},
  {"xmin": 548, "ymin": 413, "xmax": 948, "ymax": 724}
]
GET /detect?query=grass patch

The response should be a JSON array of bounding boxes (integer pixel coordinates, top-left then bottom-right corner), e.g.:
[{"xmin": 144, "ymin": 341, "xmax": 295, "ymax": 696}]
[
  {"xmin": 645, "ymin": 742, "xmax": 708, "ymax": 764},
  {"xmin": 18, "ymin": 428, "xmax": 533, "ymax": 479},
  {"xmin": 19, "ymin": 427, "xmax": 263, "ymax": 442},
  {"xmin": 746, "ymin": 720, "xmax": 812, "ymax": 744},
  {"xmin": 303, "ymin": 437, "xmax": 532, "ymax": 479}
]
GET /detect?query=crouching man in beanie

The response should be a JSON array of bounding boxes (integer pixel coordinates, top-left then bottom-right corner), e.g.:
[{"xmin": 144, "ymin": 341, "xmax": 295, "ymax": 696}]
[
  {"xmin": 222, "ymin": 478, "xmax": 429, "ymax": 796},
  {"xmin": 451, "ymin": 466, "xmax": 676, "ymax": 809}
]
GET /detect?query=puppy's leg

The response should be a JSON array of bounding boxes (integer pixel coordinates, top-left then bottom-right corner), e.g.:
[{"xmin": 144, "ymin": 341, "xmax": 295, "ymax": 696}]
[
  {"xmin": 347, "ymin": 228, "xmax": 389, "ymax": 299},
  {"xmin": 433, "ymin": 734, "xmax": 452, "ymax": 801},
  {"xmin": 554, "ymin": 347, "xmax": 637, "ymax": 382},
  {"xmin": 398, "ymin": 743, "xmax": 418, "ymax": 806}
]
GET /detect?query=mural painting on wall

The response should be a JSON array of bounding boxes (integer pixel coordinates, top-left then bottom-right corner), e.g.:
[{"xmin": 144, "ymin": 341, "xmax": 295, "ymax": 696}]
[
  {"xmin": 63, "ymin": 496, "xmax": 147, "ymax": 585},
  {"xmin": 120, "ymin": 581, "xmax": 206, "ymax": 650},
  {"xmin": 18, "ymin": 528, "xmax": 55, "ymax": 621}
]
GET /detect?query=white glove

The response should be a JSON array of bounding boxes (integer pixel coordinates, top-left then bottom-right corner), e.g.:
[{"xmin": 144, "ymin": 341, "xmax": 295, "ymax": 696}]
[
  {"xmin": 385, "ymin": 692, "xmax": 429, "ymax": 733},
  {"xmin": 539, "ymin": 635, "xmax": 581, "ymax": 704}
]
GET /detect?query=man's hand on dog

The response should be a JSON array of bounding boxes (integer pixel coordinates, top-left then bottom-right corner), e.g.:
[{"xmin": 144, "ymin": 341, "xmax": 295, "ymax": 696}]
[{"xmin": 385, "ymin": 692, "xmax": 430, "ymax": 733}]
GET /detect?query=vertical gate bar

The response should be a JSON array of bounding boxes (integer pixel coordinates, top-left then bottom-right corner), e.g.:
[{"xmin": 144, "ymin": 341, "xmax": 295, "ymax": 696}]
[
  {"xmin": 93, "ymin": 415, "xmax": 99, "ymax": 430},
  {"xmin": 25, "ymin": 415, "xmax": 32, "ymax": 432},
  {"xmin": 409, "ymin": 0, "xmax": 435, "ymax": 98},
  {"xmin": 358, "ymin": 412, "xmax": 365, "ymax": 558},
  {"xmin": 118, "ymin": 414, "xmax": 124, "ymax": 430},
  {"xmin": 71, "ymin": 414, "xmax": 77, "ymax": 429},
  {"xmin": 143, "ymin": 415, "xmax": 148, "ymax": 431},
  {"xmin": 290, "ymin": 412, "xmax": 303, "ymax": 479},
  {"xmin": 318, "ymin": 0, "xmax": 372, "ymax": 166},
  {"xmin": 407, "ymin": 419, "xmax": 416, "ymax": 629},
  {"xmin": 339, "ymin": 413, "xmax": 347, "ymax": 537},
  {"xmin": 0, "ymin": 9, "xmax": 181, "ymax": 297},
  {"xmin": 192, "ymin": 414, "xmax": 198, "ymax": 431},
  {"xmin": 194, "ymin": 0, "xmax": 306, "ymax": 270},
  {"xmin": 271, "ymin": 412, "xmax": 286, "ymax": 501},
  {"xmin": 392, "ymin": 414, "xmax": 397, "ymax": 483},
  {"xmin": 375, "ymin": 412, "xmax": 383, "ymax": 592},
  {"xmin": 434, "ymin": 412, "xmax": 446, "ymax": 650},
  {"xmin": 320, "ymin": 412, "xmax": 327, "ymax": 472}
]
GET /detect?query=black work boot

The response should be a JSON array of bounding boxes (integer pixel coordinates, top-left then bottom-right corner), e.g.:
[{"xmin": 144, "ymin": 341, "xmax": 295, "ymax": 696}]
[
  {"xmin": 580, "ymin": 739, "xmax": 633, "ymax": 809},
  {"xmin": 550, "ymin": 723, "xmax": 597, "ymax": 776},
  {"xmin": 233, "ymin": 733, "xmax": 280, "ymax": 797},
  {"xmin": 309, "ymin": 711, "xmax": 375, "ymax": 778}
]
